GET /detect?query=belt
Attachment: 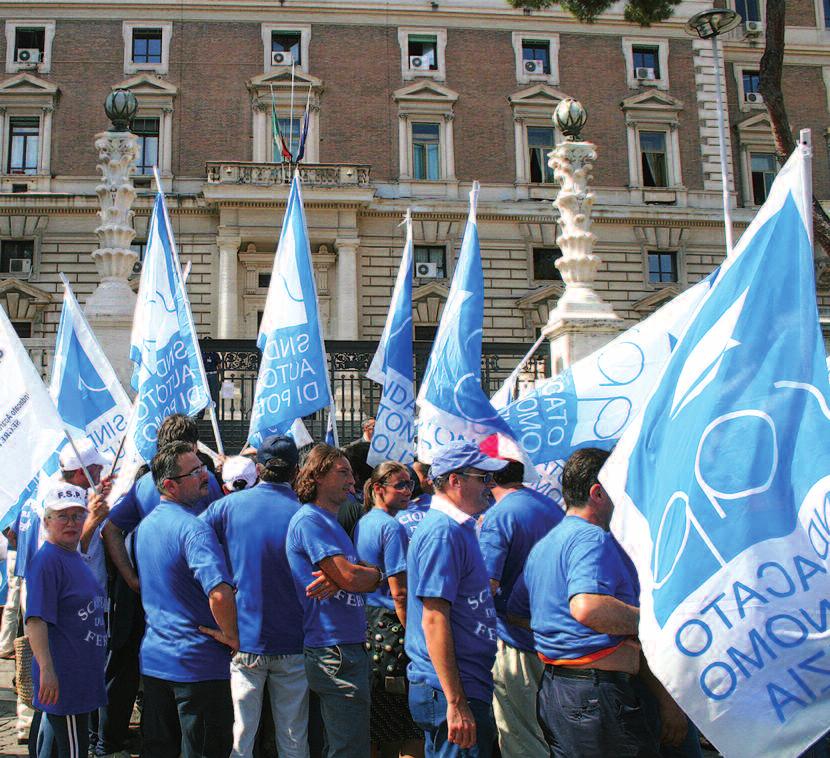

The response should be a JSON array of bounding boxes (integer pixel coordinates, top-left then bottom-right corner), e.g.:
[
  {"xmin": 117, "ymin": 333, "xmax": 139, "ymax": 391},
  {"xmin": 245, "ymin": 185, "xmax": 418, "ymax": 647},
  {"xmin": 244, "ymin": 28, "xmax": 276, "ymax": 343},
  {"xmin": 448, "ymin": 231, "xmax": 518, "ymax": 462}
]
[{"xmin": 546, "ymin": 665, "xmax": 631, "ymax": 684}]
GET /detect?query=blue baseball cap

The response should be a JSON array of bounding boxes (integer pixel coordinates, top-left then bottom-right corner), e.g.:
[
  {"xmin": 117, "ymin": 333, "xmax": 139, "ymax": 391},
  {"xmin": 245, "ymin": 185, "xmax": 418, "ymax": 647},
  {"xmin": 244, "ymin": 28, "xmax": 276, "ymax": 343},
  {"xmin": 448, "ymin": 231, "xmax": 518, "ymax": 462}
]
[
  {"xmin": 428, "ymin": 440, "xmax": 508, "ymax": 479},
  {"xmin": 256, "ymin": 435, "xmax": 299, "ymax": 468}
]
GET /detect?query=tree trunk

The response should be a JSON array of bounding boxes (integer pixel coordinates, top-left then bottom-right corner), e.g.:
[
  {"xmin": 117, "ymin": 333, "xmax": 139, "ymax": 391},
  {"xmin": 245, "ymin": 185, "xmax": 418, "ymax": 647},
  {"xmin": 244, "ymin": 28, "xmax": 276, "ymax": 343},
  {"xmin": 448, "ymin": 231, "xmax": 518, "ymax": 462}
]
[{"xmin": 759, "ymin": 0, "xmax": 830, "ymax": 259}]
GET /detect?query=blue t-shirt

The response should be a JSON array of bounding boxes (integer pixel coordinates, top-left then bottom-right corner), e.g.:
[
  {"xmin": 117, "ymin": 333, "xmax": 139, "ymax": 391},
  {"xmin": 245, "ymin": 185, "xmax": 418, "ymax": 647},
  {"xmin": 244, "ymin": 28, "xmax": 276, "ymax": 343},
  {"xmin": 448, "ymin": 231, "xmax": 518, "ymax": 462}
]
[
  {"xmin": 516, "ymin": 515, "xmax": 639, "ymax": 662},
  {"xmin": 135, "ymin": 500, "xmax": 234, "ymax": 682},
  {"xmin": 25, "ymin": 542, "xmax": 107, "ymax": 715},
  {"xmin": 286, "ymin": 504, "xmax": 366, "ymax": 648},
  {"xmin": 109, "ymin": 470, "xmax": 222, "ymax": 534},
  {"xmin": 395, "ymin": 494, "xmax": 432, "ymax": 542},
  {"xmin": 201, "ymin": 482, "xmax": 304, "ymax": 655},
  {"xmin": 353, "ymin": 508, "xmax": 408, "ymax": 610},
  {"xmin": 13, "ymin": 498, "xmax": 41, "ymax": 579},
  {"xmin": 405, "ymin": 499, "xmax": 497, "ymax": 703},
  {"xmin": 478, "ymin": 488, "xmax": 564, "ymax": 651}
]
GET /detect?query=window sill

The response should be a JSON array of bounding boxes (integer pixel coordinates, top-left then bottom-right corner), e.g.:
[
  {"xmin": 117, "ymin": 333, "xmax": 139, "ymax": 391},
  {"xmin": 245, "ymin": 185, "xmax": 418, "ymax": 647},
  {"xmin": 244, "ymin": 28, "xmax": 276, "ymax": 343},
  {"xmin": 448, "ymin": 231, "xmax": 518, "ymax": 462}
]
[
  {"xmin": 402, "ymin": 68, "xmax": 445, "ymax": 82},
  {"xmin": 0, "ymin": 174, "xmax": 50, "ymax": 192}
]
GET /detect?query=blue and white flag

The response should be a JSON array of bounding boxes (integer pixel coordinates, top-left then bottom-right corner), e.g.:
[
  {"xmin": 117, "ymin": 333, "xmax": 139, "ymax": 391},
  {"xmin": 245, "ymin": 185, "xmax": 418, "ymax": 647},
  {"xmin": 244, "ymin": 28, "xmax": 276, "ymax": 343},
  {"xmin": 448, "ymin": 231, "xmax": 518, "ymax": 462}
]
[
  {"xmin": 0, "ymin": 303, "xmax": 66, "ymax": 529},
  {"xmin": 128, "ymin": 191, "xmax": 210, "ymax": 462},
  {"xmin": 325, "ymin": 409, "xmax": 336, "ymax": 446},
  {"xmin": 499, "ymin": 276, "xmax": 711, "ymax": 502},
  {"xmin": 367, "ymin": 211, "xmax": 415, "ymax": 466},
  {"xmin": 600, "ymin": 145, "xmax": 830, "ymax": 757},
  {"xmin": 248, "ymin": 176, "xmax": 331, "ymax": 447},
  {"xmin": 50, "ymin": 279, "xmax": 131, "ymax": 461},
  {"xmin": 416, "ymin": 183, "xmax": 526, "ymax": 465}
]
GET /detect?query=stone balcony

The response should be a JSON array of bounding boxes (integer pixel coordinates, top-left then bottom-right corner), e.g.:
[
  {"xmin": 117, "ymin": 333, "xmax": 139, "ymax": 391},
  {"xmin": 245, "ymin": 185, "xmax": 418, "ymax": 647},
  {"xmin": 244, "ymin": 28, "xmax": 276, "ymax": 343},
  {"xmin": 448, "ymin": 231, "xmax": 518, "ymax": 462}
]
[{"xmin": 204, "ymin": 161, "xmax": 374, "ymax": 205}]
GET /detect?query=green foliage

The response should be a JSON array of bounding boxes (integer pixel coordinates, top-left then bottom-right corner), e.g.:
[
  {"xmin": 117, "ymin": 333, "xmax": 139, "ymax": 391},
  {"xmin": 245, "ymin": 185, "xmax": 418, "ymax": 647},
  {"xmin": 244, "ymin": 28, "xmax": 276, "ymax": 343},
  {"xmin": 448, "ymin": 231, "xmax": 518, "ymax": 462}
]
[{"xmin": 507, "ymin": 0, "xmax": 682, "ymax": 25}]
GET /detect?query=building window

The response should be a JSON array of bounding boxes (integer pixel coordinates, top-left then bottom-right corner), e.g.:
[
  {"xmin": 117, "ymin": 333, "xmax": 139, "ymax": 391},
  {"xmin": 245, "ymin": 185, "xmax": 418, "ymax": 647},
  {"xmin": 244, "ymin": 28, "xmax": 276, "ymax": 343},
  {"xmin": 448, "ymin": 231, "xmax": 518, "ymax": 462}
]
[
  {"xmin": 414, "ymin": 245, "xmax": 446, "ymax": 278},
  {"xmin": 648, "ymin": 251, "xmax": 678, "ymax": 283},
  {"xmin": 533, "ymin": 247, "xmax": 562, "ymax": 281},
  {"xmin": 11, "ymin": 321, "xmax": 31, "ymax": 338},
  {"xmin": 825, "ymin": 0, "xmax": 830, "ymax": 28},
  {"xmin": 0, "ymin": 239, "xmax": 34, "ymax": 275},
  {"xmin": 408, "ymin": 35, "xmax": 438, "ymax": 71},
  {"xmin": 258, "ymin": 273, "xmax": 272, "ymax": 289},
  {"xmin": 14, "ymin": 27, "xmax": 45, "ymax": 63},
  {"xmin": 273, "ymin": 117, "xmax": 302, "ymax": 162},
  {"xmin": 528, "ymin": 126, "xmax": 555, "ymax": 184},
  {"xmin": 132, "ymin": 117, "xmax": 159, "ymax": 176},
  {"xmin": 640, "ymin": 131, "xmax": 669, "ymax": 188},
  {"xmin": 414, "ymin": 325, "xmax": 438, "ymax": 342},
  {"xmin": 742, "ymin": 70, "xmax": 760, "ymax": 96},
  {"xmin": 412, "ymin": 123, "xmax": 441, "ymax": 181},
  {"xmin": 521, "ymin": 40, "xmax": 550, "ymax": 74},
  {"xmin": 622, "ymin": 38, "xmax": 670, "ymax": 90},
  {"xmin": 131, "ymin": 29, "xmax": 162, "ymax": 64},
  {"xmin": 736, "ymin": 0, "xmax": 761, "ymax": 22},
  {"xmin": 750, "ymin": 152, "xmax": 777, "ymax": 205},
  {"xmin": 8, "ymin": 117, "xmax": 39, "ymax": 175},
  {"xmin": 271, "ymin": 32, "xmax": 301, "ymax": 65},
  {"xmin": 632, "ymin": 45, "xmax": 660, "ymax": 79},
  {"xmin": 122, "ymin": 22, "xmax": 172, "ymax": 74},
  {"xmin": 399, "ymin": 28, "xmax": 447, "ymax": 81},
  {"xmin": 5, "ymin": 21, "xmax": 55, "ymax": 73}
]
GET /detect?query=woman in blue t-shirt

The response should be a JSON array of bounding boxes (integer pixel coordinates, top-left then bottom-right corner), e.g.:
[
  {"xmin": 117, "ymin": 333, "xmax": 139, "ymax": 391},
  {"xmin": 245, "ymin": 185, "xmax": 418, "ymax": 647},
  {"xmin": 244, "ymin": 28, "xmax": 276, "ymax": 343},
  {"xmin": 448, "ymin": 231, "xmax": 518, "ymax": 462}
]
[
  {"xmin": 25, "ymin": 482, "xmax": 107, "ymax": 758},
  {"xmin": 354, "ymin": 462, "xmax": 424, "ymax": 758}
]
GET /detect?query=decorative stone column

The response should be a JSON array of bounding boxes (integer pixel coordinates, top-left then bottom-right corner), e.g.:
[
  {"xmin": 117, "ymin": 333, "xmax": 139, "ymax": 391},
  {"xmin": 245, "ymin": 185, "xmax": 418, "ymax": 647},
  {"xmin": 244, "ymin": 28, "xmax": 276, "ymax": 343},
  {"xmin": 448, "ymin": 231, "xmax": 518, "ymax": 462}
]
[
  {"xmin": 216, "ymin": 231, "xmax": 241, "ymax": 338},
  {"xmin": 84, "ymin": 89, "xmax": 140, "ymax": 388},
  {"xmin": 335, "ymin": 237, "xmax": 360, "ymax": 339},
  {"xmin": 543, "ymin": 99, "xmax": 621, "ymax": 373}
]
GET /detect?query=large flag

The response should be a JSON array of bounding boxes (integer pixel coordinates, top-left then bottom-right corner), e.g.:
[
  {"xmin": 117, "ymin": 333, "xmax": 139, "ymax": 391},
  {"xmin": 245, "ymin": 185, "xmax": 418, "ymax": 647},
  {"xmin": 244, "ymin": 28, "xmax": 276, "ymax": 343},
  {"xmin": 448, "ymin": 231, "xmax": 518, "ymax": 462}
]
[
  {"xmin": 367, "ymin": 211, "xmax": 415, "ymax": 466},
  {"xmin": 0, "ymin": 304, "xmax": 66, "ymax": 528},
  {"xmin": 248, "ymin": 176, "xmax": 331, "ymax": 447},
  {"xmin": 128, "ymin": 191, "xmax": 210, "ymax": 462},
  {"xmin": 50, "ymin": 278, "xmax": 132, "ymax": 461},
  {"xmin": 600, "ymin": 145, "xmax": 830, "ymax": 756},
  {"xmin": 498, "ymin": 276, "xmax": 711, "ymax": 502},
  {"xmin": 416, "ymin": 183, "xmax": 526, "ymax": 464}
]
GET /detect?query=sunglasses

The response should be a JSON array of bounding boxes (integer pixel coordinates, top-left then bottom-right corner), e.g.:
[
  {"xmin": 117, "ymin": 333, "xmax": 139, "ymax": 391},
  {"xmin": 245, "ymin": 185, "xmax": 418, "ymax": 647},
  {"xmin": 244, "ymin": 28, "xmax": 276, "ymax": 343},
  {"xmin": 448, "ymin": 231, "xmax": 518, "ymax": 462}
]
[
  {"xmin": 382, "ymin": 479, "xmax": 415, "ymax": 491},
  {"xmin": 461, "ymin": 471, "xmax": 494, "ymax": 484},
  {"xmin": 168, "ymin": 464, "xmax": 207, "ymax": 481}
]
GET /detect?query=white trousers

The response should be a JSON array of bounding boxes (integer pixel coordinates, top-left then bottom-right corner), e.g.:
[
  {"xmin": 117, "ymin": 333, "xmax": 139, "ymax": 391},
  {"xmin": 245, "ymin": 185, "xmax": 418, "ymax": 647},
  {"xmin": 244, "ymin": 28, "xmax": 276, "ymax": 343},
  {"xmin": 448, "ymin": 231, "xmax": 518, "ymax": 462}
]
[
  {"xmin": 230, "ymin": 652, "xmax": 310, "ymax": 758},
  {"xmin": 0, "ymin": 550, "xmax": 22, "ymax": 655}
]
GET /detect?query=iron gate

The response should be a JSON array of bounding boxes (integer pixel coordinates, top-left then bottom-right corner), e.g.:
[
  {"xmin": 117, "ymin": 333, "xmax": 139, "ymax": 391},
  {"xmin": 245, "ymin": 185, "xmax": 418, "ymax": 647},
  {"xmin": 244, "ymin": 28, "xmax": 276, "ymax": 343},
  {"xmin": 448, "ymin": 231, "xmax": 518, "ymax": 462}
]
[{"xmin": 199, "ymin": 339, "xmax": 550, "ymax": 454}]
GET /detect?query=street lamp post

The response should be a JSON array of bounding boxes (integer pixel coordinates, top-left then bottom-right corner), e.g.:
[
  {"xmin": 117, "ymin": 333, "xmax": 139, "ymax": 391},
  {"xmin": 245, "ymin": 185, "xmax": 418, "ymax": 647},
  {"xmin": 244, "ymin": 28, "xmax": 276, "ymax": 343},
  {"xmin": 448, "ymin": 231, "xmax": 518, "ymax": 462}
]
[{"xmin": 685, "ymin": 8, "xmax": 742, "ymax": 257}]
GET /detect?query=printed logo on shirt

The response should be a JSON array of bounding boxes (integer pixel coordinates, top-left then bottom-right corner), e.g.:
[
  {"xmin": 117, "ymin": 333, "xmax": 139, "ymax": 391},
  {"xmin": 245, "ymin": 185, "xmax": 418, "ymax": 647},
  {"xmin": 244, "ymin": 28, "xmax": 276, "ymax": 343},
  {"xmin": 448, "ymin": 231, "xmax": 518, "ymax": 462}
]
[
  {"xmin": 332, "ymin": 589, "xmax": 365, "ymax": 607},
  {"xmin": 467, "ymin": 587, "xmax": 497, "ymax": 641},
  {"xmin": 79, "ymin": 595, "xmax": 107, "ymax": 647}
]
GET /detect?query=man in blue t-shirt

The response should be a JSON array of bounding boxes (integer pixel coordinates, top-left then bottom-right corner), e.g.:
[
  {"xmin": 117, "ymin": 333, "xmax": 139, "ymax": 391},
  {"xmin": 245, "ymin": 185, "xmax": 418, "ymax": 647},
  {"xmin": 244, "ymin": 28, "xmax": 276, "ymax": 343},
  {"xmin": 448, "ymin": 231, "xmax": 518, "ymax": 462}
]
[
  {"xmin": 98, "ymin": 413, "xmax": 222, "ymax": 758},
  {"xmin": 405, "ymin": 440, "xmax": 507, "ymax": 758},
  {"xmin": 135, "ymin": 441, "xmax": 238, "ymax": 758},
  {"xmin": 478, "ymin": 458, "xmax": 563, "ymax": 758},
  {"xmin": 202, "ymin": 434, "xmax": 310, "ymax": 758},
  {"xmin": 513, "ymin": 447, "xmax": 686, "ymax": 758},
  {"xmin": 286, "ymin": 444, "xmax": 384, "ymax": 758}
]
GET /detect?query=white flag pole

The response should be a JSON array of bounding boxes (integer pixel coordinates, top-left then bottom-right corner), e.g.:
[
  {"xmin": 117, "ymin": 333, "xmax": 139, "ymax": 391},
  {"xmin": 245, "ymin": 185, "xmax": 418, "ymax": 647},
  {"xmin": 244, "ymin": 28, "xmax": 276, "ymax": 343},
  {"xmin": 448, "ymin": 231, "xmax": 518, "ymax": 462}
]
[
  {"xmin": 152, "ymin": 167, "xmax": 224, "ymax": 456},
  {"xmin": 800, "ymin": 129, "xmax": 813, "ymax": 247}
]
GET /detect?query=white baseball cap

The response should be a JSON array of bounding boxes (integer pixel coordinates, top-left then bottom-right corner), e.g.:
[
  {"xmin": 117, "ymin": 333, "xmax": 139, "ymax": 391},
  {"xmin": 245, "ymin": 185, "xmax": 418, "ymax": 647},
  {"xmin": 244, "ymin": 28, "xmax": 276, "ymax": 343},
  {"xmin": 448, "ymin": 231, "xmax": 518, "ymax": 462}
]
[
  {"xmin": 42, "ymin": 482, "xmax": 88, "ymax": 512},
  {"xmin": 222, "ymin": 456, "xmax": 257, "ymax": 491},
  {"xmin": 59, "ymin": 440, "xmax": 107, "ymax": 472}
]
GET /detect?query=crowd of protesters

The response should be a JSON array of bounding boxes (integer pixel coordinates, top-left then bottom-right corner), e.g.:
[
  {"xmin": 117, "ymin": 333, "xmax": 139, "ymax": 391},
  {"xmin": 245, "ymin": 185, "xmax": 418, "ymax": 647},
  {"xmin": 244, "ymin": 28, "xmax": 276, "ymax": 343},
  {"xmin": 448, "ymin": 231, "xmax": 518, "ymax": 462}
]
[{"xmin": 2, "ymin": 412, "xmax": 828, "ymax": 758}]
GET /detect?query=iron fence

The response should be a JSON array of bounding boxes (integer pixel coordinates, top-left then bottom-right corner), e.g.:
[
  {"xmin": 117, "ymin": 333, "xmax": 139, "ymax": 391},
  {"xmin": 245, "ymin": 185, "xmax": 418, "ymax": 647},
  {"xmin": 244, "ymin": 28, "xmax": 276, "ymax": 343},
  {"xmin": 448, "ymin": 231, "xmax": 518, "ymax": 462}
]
[{"xmin": 199, "ymin": 339, "xmax": 550, "ymax": 454}]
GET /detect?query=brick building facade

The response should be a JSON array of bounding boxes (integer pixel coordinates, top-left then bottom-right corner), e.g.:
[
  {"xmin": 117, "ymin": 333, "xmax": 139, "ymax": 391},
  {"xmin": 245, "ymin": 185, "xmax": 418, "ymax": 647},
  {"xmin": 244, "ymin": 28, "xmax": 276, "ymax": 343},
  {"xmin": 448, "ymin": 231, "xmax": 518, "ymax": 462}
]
[{"xmin": 0, "ymin": 0, "xmax": 828, "ymax": 365}]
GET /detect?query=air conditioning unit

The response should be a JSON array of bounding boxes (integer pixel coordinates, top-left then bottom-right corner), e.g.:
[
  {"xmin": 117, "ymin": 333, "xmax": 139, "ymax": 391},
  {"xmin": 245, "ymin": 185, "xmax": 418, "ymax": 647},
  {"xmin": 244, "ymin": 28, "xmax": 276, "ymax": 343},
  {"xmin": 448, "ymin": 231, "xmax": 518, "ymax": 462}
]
[
  {"xmin": 409, "ymin": 55, "xmax": 431, "ymax": 71},
  {"xmin": 635, "ymin": 67, "xmax": 656, "ymax": 81},
  {"xmin": 271, "ymin": 50, "xmax": 294, "ymax": 66},
  {"xmin": 16, "ymin": 48, "xmax": 41, "ymax": 64},
  {"xmin": 745, "ymin": 20, "xmax": 765, "ymax": 35},
  {"xmin": 415, "ymin": 261, "xmax": 439, "ymax": 278},
  {"xmin": 9, "ymin": 259, "xmax": 31, "ymax": 276},
  {"xmin": 524, "ymin": 59, "xmax": 545, "ymax": 75},
  {"xmin": 745, "ymin": 91, "xmax": 764, "ymax": 105}
]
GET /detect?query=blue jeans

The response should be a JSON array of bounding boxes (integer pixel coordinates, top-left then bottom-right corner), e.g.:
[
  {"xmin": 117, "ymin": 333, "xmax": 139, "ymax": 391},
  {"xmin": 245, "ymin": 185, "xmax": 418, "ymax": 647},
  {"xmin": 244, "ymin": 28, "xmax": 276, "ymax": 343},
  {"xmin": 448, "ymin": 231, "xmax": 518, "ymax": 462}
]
[
  {"xmin": 537, "ymin": 667, "xmax": 659, "ymax": 758},
  {"xmin": 37, "ymin": 712, "xmax": 89, "ymax": 758},
  {"xmin": 408, "ymin": 681, "xmax": 495, "ymax": 758},
  {"xmin": 304, "ymin": 644, "xmax": 370, "ymax": 758}
]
